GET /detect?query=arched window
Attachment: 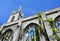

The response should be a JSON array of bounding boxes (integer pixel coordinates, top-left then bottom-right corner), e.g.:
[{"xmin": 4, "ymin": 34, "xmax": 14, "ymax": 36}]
[
  {"xmin": 23, "ymin": 23, "xmax": 48, "ymax": 41},
  {"xmin": 54, "ymin": 15, "xmax": 60, "ymax": 28},
  {"xmin": 24, "ymin": 23, "xmax": 40, "ymax": 41},
  {"xmin": 1, "ymin": 29, "xmax": 13, "ymax": 41}
]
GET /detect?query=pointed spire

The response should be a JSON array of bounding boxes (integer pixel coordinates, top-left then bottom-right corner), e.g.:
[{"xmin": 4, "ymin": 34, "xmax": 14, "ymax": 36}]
[
  {"xmin": 18, "ymin": 5, "xmax": 22, "ymax": 12},
  {"xmin": 17, "ymin": 5, "xmax": 24, "ymax": 17}
]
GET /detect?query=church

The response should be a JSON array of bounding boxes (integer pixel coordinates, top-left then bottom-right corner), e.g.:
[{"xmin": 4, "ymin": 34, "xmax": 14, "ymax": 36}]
[{"xmin": 0, "ymin": 7, "xmax": 60, "ymax": 41}]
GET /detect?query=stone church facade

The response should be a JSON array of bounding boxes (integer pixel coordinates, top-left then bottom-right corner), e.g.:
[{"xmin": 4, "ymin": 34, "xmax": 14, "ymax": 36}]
[{"xmin": 0, "ymin": 7, "xmax": 60, "ymax": 41}]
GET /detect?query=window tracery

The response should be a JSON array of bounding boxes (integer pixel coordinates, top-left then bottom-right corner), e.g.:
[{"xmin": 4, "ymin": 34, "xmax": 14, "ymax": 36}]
[{"xmin": 1, "ymin": 29, "xmax": 13, "ymax": 41}]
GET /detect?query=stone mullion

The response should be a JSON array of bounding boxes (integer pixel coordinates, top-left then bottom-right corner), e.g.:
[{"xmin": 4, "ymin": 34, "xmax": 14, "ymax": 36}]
[
  {"xmin": 24, "ymin": 31, "xmax": 27, "ymax": 41},
  {"xmin": 28, "ymin": 26, "xmax": 30, "ymax": 41},
  {"xmin": 34, "ymin": 25, "xmax": 36, "ymax": 41},
  {"xmin": 38, "ymin": 26, "xmax": 41, "ymax": 41}
]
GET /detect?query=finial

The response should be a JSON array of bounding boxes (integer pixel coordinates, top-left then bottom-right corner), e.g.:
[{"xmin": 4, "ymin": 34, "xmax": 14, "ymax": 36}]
[{"xmin": 18, "ymin": 5, "xmax": 22, "ymax": 12}]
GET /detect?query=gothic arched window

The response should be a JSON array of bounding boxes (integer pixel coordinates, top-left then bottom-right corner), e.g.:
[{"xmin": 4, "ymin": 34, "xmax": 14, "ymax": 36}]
[
  {"xmin": 23, "ymin": 23, "xmax": 48, "ymax": 41},
  {"xmin": 24, "ymin": 23, "xmax": 40, "ymax": 41},
  {"xmin": 1, "ymin": 29, "xmax": 13, "ymax": 41},
  {"xmin": 54, "ymin": 15, "xmax": 60, "ymax": 28}
]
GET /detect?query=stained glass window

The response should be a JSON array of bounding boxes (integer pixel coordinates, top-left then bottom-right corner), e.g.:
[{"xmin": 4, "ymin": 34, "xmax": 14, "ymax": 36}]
[{"xmin": 25, "ymin": 25, "xmax": 35, "ymax": 41}]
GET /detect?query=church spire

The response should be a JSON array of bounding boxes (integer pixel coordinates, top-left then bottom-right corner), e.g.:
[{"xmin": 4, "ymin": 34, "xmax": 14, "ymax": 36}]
[
  {"xmin": 7, "ymin": 6, "xmax": 23, "ymax": 23},
  {"xmin": 11, "ymin": 6, "xmax": 22, "ymax": 15},
  {"xmin": 18, "ymin": 6, "xmax": 22, "ymax": 11},
  {"xmin": 18, "ymin": 5, "xmax": 23, "ymax": 17}
]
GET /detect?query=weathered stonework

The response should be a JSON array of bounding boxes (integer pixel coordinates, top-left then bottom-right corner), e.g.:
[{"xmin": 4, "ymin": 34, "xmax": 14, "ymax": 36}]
[{"xmin": 0, "ymin": 7, "xmax": 60, "ymax": 41}]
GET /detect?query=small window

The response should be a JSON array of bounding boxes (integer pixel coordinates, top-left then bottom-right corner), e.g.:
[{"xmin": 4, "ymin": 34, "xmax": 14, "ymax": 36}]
[{"xmin": 11, "ymin": 16, "xmax": 15, "ymax": 22}]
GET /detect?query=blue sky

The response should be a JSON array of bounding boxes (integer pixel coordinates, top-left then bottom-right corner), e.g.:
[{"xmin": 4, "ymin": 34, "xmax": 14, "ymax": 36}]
[{"xmin": 0, "ymin": 0, "xmax": 60, "ymax": 25}]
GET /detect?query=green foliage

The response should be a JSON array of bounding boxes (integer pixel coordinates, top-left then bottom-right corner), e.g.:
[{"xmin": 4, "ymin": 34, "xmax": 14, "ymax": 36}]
[
  {"xmin": 47, "ymin": 18, "xmax": 54, "ymax": 27},
  {"xmin": 37, "ymin": 14, "xmax": 42, "ymax": 24},
  {"xmin": 52, "ymin": 28, "xmax": 58, "ymax": 33},
  {"xmin": 39, "ymin": 25, "xmax": 43, "ymax": 33},
  {"xmin": 37, "ymin": 13, "xmax": 43, "ymax": 33},
  {"xmin": 47, "ymin": 18, "xmax": 58, "ymax": 33},
  {"xmin": 35, "ymin": 27, "xmax": 40, "ymax": 41},
  {"xmin": 37, "ymin": 13, "xmax": 44, "ymax": 41},
  {"xmin": 31, "ymin": 37, "xmax": 34, "ymax": 41},
  {"xmin": 47, "ymin": 18, "xmax": 60, "ymax": 41}
]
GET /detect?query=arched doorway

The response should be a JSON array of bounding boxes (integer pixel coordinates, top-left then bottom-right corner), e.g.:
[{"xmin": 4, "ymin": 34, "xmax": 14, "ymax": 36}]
[{"xmin": 1, "ymin": 29, "xmax": 13, "ymax": 41}]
